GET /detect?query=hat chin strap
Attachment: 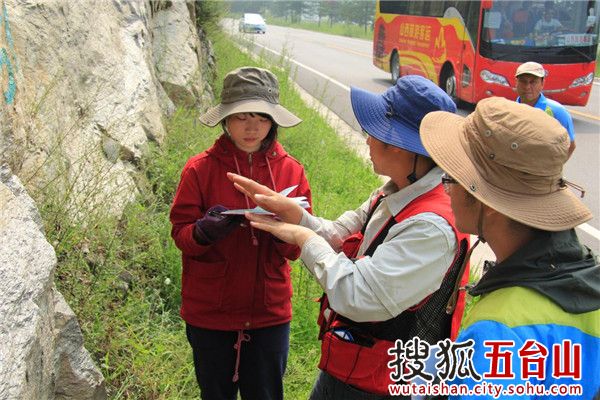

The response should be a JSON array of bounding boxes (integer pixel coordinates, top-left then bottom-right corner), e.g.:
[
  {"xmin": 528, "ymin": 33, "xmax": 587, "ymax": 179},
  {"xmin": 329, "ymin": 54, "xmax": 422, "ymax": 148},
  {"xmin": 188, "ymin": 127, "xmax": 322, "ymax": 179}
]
[
  {"xmin": 446, "ymin": 202, "xmax": 487, "ymax": 306},
  {"xmin": 476, "ymin": 203, "xmax": 487, "ymax": 244},
  {"xmin": 406, "ymin": 154, "xmax": 419, "ymax": 184},
  {"xmin": 447, "ymin": 205, "xmax": 486, "ymax": 307}
]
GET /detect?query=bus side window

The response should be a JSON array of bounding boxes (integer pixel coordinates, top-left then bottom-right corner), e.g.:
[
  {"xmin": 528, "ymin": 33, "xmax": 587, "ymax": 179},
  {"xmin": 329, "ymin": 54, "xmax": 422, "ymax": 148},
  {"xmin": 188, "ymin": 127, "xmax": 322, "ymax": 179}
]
[
  {"xmin": 450, "ymin": 1, "xmax": 478, "ymax": 42},
  {"xmin": 409, "ymin": 2, "xmax": 423, "ymax": 16},
  {"xmin": 465, "ymin": 2, "xmax": 480, "ymax": 42},
  {"xmin": 380, "ymin": 1, "xmax": 408, "ymax": 15},
  {"xmin": 429, "ymin": 1, "xmax": 446, "ymax": 17}
]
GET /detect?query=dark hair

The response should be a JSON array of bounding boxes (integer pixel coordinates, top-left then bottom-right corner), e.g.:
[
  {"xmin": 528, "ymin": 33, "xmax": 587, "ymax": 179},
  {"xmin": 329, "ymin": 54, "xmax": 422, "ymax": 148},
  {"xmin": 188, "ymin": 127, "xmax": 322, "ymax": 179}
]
[{"xmin": 261, "ymin": 120, "xmax": 278, "ymax": 151}]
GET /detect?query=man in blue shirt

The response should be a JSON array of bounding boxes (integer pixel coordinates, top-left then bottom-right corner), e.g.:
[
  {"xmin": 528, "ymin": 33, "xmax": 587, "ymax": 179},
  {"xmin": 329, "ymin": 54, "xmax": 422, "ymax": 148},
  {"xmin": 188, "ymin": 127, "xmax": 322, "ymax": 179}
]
[{"xmin": 515, "ymin": 61, "xmax": 576, "ymax": 157}]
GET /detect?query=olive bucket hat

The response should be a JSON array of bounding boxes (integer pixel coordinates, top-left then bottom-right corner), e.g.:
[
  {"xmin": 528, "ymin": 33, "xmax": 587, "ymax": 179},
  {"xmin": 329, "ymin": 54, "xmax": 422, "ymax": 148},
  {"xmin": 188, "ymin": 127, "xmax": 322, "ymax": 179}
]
[
  {"xmin": 420, "ymin": 97, "xmax": 592, "ymax": 231},
  {"xmin": 199, "ymin": 66, "xmax": 302, "ymax": 128}
]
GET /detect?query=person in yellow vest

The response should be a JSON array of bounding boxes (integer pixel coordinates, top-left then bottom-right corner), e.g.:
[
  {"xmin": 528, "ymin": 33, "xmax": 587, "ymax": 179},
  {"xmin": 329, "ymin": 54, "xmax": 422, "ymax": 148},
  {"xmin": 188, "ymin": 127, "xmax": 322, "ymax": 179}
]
[
  {"xmin": 229, "ymin": 75, "xmax": 471, "ymax": 399},
  {"xmin": 515, "ymin": 61, "xmax": 576, "ymax": 157}
]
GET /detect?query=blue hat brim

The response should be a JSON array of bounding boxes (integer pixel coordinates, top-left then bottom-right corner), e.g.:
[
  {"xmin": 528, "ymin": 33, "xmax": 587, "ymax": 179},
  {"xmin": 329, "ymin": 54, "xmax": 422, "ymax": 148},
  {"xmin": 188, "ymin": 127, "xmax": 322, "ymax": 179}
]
[{"xmin": 350, "ymin": 86, "xmax": 430, "ymax": 157}]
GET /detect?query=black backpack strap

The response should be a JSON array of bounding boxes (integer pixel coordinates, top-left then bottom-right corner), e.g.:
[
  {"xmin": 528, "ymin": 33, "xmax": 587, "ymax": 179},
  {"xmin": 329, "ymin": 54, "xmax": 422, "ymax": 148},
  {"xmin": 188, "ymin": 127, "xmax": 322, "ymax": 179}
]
[
  {"xmin": 360, "ymin": 193, "xmax": 385, "ymax": 236},
  {"xmin": 362, "ymin": 216, "xmax": 397, "ymax": 258}
]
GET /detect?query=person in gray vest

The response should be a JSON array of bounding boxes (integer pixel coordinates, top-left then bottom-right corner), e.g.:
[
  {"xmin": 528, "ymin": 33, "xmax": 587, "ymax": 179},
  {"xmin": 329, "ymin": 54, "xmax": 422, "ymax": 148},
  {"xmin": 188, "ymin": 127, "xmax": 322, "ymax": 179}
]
[{"xmin": 229, "ymin": 75, "xmax": 470, "ymax": 399}]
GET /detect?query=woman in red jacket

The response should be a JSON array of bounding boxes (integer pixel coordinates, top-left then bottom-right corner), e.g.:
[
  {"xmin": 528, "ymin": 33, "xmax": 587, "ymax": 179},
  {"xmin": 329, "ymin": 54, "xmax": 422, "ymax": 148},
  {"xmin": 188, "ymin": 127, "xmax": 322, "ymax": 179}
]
[{"xmin": 170, "ymin": 67, "xmax": 312, "ymax": 400}]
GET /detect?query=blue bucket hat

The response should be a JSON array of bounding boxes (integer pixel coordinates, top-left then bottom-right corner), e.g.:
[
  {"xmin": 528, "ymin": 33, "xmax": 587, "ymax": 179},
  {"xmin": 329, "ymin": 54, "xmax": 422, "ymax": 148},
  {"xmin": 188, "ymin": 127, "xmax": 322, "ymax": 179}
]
[{"xmin": 350, "ymin": 75, "xmax": 456, "ymax": 157}]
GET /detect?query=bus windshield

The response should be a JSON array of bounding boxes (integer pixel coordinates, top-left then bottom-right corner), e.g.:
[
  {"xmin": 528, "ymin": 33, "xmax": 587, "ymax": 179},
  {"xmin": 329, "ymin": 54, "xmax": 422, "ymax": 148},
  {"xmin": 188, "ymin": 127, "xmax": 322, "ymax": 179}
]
[{"xmin": 481, "ymin": 0, "xmax": 599, "ymax": 63}]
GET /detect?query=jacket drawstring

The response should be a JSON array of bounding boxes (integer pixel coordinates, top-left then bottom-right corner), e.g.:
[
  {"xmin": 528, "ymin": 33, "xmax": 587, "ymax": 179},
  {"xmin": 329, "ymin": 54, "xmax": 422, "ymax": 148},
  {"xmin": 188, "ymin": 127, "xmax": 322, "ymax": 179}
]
[
  {"xmin": 232, "ymin": 153, "xmax": 279, "ymax": 246},
  {"xmin": 265, "ymin": 156, "xmax": 277, "ymax": 192},
  {"xmin": 232, "ymin": 330, "xmax": 251, "ymax": 382},
  {"xmin": 233, "ymin": 154, "xmax": 259, "ymax": 246}
]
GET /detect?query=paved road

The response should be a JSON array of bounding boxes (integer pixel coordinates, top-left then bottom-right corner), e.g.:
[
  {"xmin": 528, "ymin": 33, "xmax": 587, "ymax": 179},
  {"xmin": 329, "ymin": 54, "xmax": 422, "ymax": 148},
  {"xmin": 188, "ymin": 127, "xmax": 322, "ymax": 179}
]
[{"xmin": 226, "ymin": 21, "xmax": 600, "ymax": 253}]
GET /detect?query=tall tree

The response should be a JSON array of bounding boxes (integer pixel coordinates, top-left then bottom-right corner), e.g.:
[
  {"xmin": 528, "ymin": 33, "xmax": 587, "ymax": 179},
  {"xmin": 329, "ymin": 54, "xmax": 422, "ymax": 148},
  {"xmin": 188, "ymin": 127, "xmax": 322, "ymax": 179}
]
[
  {"xmin": 228, "ymin": 0, "xmax": 271, "ymax": 15},
  {"xmin": 320, "ymin": 0, "xmax": 339, "ymax": 27},
  {"xmin": 304, "ymin": 1, "xmax": 321, "ymax": 24},
  {"xmin": 341, "ymin": 0, "xmax": 375, "ymax": 33},
  {"xmin": 289, "ymin": 1, "xmax": 306, "ymax": 23}
]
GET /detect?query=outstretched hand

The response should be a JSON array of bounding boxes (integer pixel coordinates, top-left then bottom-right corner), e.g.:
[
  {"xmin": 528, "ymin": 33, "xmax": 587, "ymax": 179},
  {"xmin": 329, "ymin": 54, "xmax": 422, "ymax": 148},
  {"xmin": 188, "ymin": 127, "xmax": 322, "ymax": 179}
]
[
  {"xmin": 245, "ymin": 213, "xmax": 316, "ymax": 247},
  {"xmin": 227, "ymin": 173, "xmax": 304, "ymax": 224}
]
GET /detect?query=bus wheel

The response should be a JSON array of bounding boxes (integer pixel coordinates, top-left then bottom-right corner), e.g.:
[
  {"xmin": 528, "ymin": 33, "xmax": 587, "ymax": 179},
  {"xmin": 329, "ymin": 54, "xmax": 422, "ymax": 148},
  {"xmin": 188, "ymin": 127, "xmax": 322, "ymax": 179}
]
[
  {"xmin": 390, "ymin": 52, "xmax": 400, "ymax": 83},
  {"xmin": 442, "ymin": 68, "xmax": 457, "ymax": 103}
]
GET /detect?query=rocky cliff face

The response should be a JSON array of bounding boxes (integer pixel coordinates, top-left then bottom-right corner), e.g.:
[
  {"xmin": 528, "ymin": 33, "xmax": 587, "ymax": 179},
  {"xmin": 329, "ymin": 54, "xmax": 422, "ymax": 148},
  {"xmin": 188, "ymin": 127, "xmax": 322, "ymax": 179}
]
[
  {"xmin": 0, "ymin": 0, "xmax": 213, "ymax": 217},
  {"xmin": 0, "ymin": 0, "xmax": 213, "ymax": 398},
  {"xmin": 0, "ymin": 165, "xmax": 106, "ymax": 399}
]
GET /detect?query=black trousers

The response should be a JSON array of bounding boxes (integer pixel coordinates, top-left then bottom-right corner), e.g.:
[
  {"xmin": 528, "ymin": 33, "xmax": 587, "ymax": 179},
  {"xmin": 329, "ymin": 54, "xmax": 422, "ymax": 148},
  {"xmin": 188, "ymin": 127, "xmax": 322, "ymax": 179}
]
[{"xmin": 186, "ymin": 322, "xmax": 290, "ymax": 400}]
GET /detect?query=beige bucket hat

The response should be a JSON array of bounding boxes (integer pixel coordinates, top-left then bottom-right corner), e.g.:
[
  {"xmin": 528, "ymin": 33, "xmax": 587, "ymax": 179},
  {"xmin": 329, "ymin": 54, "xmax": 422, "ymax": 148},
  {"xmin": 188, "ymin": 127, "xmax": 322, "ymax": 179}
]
[
  {"xmin": 515, "ymin": 61, "xmax": 546, "ymax": 78},
  {"xmin": 199, "ymin": 66, "xmax": 302, "ymax": 128},
  {"xmin": 420, "ymin": 97, "xmax": 592, "ymax": 231}
]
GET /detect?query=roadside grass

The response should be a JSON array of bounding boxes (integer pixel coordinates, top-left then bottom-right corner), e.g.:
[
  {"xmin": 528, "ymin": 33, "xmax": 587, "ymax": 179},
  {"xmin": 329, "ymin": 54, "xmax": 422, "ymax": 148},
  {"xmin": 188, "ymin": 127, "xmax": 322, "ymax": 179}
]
[
  {"xmin": 267, "ymin": 16, "xmax": 373, "ymax": 41},
  {"xmin": 49, "ymin": 27, "xmax": 381, "ymax": 399}
]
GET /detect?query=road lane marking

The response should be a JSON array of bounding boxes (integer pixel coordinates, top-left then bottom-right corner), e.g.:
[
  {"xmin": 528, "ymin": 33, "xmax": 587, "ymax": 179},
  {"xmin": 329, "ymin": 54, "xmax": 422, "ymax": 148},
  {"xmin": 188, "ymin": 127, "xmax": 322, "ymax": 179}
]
[
  {"xmin": 251, "ymin": 41, "xmax": 351, "ymax": 92},
  {"xmin": 326, "ymin": 43, "xmax": 371, "ymax": 58},
  {"xmin": 247, "ymin": 39, "xmax": 600, "ymax": 245},
  {"xmin": 578, "ymin": 222, "xmax": 600, "ymax": 240}
]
